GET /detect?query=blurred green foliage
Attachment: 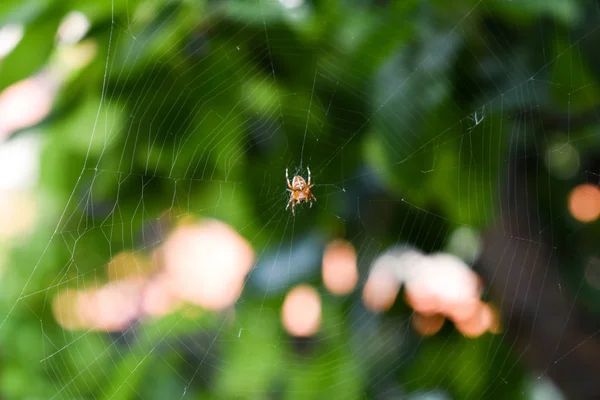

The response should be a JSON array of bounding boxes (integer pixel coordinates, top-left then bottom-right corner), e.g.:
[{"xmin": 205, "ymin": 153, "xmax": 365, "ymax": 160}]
[{"xmin": 1, "ymin": 0, "xmax": 600, "ymax": 399}]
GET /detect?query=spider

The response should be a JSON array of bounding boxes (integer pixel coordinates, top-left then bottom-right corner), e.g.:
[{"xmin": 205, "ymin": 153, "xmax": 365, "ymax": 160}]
[{"xmin": 286, "ymin": 167, "xmax": 316, "ymax": 215}]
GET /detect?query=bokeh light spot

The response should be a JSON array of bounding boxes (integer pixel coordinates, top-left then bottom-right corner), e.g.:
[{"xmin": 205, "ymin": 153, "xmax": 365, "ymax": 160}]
[
  {"xmin": 322, "ymin": 239, "xmax": 358, "ymax": 295},
  {"xmin": 545, "ymin": 141, "xmax": 580, "ymax": 180},
  {"xmin": 568, "ymin": 184, "xmax": 600, "ymax": 223},
  {"xmin": 282, "ymin": 285, "xmax": 321, "ymax": 337},
  {"xmin": 445, "ymin": 226, "xmax": 482, "ymax": 264}
]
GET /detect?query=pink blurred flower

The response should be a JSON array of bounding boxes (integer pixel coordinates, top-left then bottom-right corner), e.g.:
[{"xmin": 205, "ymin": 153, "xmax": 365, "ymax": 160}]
[
  {"xmin": 141, "ymin": 272, "xmax": 181, "ymax": 318},
  {"xmin": 404, "ymin": 253, "xmax": 482, "ymax": 322},
  {"xmin": 362, "ymin": 264, "xmax": 400, "ymax": 313},
  {"xmin": 0, "ymin": 73, "xmax": 56, "ymax": 140},
  {"xmin": 161, "ymin": 219, "xmax": 255, "ymax": 311},
  {"xmin": 53, "ymin": 278, "xmax": 144, "ymax": 332},
  {"xmin": 363, "ymin": 248, "xmax": 499, "ymax": 338},
  {"xmin": 54, "ymin": 218, "xmax": 256, "ymax": 331}
]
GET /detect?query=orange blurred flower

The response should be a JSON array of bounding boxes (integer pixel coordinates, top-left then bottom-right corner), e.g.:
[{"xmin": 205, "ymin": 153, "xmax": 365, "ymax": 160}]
[{"xmin": 162, "ymin": 219, "xmax": 255, "ymax": 311}]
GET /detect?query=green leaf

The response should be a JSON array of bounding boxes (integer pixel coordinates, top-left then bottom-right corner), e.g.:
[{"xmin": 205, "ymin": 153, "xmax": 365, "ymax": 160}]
[
  {"xmin": 489, "ymin": 0, "xmax": 580, "ymax": 26},
  {"xmin": 0, "ymin": 8, "xmax": 60, "ymax": 91},
  {"xmin": 551, "ymin": 33, "xmax": 600, "ymax": 111},
  {"xmin": 215, "ymin": 303, "xmax": 283, "ymax": 398}
]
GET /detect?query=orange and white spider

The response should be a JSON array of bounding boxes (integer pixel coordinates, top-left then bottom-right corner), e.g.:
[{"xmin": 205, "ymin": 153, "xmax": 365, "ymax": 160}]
[{"xmin": 286, "ymin": 167, "xmax": 316, "ymax": 215}]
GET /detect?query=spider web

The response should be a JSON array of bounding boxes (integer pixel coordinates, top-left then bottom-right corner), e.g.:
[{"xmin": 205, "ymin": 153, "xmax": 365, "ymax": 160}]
[{"xmin": 1, "ymin": 0, "xmax": 599, "ymax": 399}]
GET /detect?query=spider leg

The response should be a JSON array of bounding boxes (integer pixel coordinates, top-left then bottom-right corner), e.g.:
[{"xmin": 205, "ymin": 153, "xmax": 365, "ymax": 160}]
[
  {"xmin": 286, "ymin": 197, "xmax": 293, "ymax": 210},
  {"xmin": 286, "ymin": 168, "xmax": 293, "ymax": 190},
  {"xmin": 307, "ymin": 166, "xmax": 311, "ymax": 186}
]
